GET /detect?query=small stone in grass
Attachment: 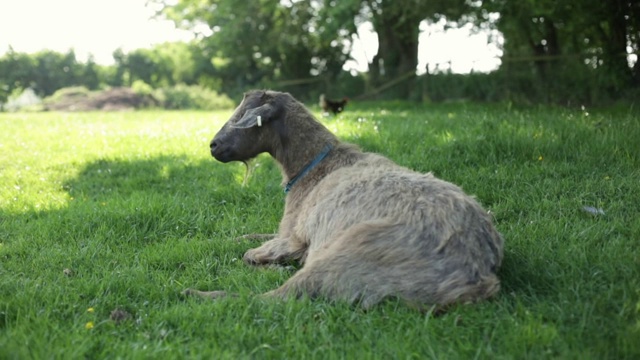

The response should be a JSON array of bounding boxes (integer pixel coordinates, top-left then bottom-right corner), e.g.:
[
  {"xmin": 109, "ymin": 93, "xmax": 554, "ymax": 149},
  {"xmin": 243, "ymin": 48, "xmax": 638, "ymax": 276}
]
[
  {"xmin": 63, "ymin": 268, "xmax": 74, "ymax": 277},
  {"xmin": 110, "ymin": 309, "xmax": 132, "ymax": 324},
  {"xmin": 582, "ymin": 206, "xmax": 605, "ymax": 216}
]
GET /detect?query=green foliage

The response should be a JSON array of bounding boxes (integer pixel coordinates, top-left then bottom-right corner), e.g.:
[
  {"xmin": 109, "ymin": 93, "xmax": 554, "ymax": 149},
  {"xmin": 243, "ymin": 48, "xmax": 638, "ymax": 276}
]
[
  {"xmin": 421, "ymin": 63, "xmax": 640, "ymax": 105},
  {"xmin": 155, "ymin": 0, "xmax": 356, "ymax": 98},
  {"xmin": 44, "ymin": 86, "xmax": 92, "ymax": 103},
  {"xmin": 477, "ymin": 0, "xmax": 639, "ymax": 98},
  {"xmin": 2, "ymin": 1, "xmax": 638, "ymax": 107},
  {"xmin": 0, "ymin": 48, "xmax": 89, "ymax": 104},
  {"xmin": 120, "ymin": 43, "xmax": 208, "ymax": 88},
  {"xmin": 155, "ymin": 84, "xmax": 235, "ymax": 110},
  {"xmin": 0, "ymin": 43, "xmax": 220, "ymax": 110},
  {"xmin": 0, "ymin": 50, "xmax": 35, "ymax": 104},
  {"xmin": 1, "ymin": 104, "xmax": 639, "ymax": 358},
  {"xmin": 131, "ymin": 80, "xmax": 154, "ymax": 97},
  {"xmin": 422, "ymin": 73, "xmax": 502, "ymax": 102}
]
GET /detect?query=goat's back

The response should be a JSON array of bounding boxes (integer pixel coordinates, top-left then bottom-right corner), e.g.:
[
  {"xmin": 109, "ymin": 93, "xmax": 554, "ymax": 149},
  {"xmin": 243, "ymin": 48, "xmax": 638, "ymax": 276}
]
[{"xmin": 295, "ymin": 152, "xmax": 503, "ymax": 282}]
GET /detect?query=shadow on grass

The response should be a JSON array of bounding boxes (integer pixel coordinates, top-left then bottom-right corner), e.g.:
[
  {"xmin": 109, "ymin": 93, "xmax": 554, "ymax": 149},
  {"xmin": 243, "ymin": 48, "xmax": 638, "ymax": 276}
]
[
  {"xmin": 0, "ymin": 153, "xmax": 290, "ymax": 325},
  {"xmin": 0, "ymin": 153, "xmax": 283, "ymax": 262},
  {"xmin": 63, "ymin": 155, "xmax": 240, "ymax": 202}
]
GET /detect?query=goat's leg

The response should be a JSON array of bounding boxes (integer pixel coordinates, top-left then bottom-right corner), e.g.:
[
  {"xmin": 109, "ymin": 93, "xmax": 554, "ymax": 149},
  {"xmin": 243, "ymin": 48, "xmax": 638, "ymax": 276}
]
[
  {"xmin": 258, "ymin": 253, "xmax": 384, "ymax": 307},
  {"xmin": 258, "ymin": 222, "xmax": 402, "ymax": 307},
  {"xmin": 182, "ymin": 236, "xmax": 304, "ymax": 300},
  {"xmin": 261, "ymin": 220, "xmax": 500, "ymax": 308},
  {"xmin": 243, "ymin": 236, "xmax": 307, "ymax": 266}
]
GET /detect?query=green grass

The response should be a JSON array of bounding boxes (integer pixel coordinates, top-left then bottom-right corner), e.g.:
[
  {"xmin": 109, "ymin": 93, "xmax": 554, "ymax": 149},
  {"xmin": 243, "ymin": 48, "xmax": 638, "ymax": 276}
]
[{"xmin": 1, "ymin": 103, "xmax": 639, "ymax": 359}]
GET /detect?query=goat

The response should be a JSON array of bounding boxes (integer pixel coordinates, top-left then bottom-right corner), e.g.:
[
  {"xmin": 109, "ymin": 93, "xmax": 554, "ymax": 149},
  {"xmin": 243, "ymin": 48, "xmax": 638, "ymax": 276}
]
[{"xmin": 185, "ymin": 90, "xmax": 504, "ymax": 310}]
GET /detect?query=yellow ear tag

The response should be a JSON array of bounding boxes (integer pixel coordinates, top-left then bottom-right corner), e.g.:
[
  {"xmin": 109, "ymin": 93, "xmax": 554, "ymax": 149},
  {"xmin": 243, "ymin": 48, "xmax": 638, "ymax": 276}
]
[{"xmin": 257, "ymin": 115, "xmax": 262, "ymax": 127}]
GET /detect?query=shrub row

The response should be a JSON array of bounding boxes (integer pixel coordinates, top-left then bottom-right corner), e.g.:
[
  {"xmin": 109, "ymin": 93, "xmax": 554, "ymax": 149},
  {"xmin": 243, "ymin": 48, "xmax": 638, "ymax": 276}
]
[{"xmin": 1, "ymin": 83, "xmax": 236, "ymax": 112}]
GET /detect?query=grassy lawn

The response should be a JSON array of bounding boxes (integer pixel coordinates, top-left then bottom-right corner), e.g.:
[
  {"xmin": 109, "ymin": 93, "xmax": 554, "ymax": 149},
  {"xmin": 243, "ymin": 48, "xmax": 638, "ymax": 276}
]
[{"xmin": 1, "ymin": 102, "xmax": 639, "ymax": 359}]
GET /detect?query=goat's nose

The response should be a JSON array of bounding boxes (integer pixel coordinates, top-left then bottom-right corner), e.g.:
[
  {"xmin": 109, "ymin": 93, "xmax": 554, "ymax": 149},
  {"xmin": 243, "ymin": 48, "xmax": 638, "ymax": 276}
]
[{"xmin": 210, "ymin": 139, "xmax": 217, "ymax": 149}]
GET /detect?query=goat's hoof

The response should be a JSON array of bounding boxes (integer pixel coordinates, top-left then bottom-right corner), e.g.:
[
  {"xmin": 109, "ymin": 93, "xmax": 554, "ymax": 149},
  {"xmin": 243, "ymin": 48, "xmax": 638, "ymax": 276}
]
[
  {"xmin": 243, "ymin": 249, "xmax": 268, "ymax": 265},
  {"xmin": 243, "ymin": 255, "xmax": 256, "ymax": 265}
]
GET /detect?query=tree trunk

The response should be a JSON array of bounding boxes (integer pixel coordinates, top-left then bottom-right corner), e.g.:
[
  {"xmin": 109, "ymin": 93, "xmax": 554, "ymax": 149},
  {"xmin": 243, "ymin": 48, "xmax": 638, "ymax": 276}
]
[
  {"xmin": 527, "ymin": 19, "xmax": 560, "ymax": 81},
  {"xmin": 369, "ymin": 2, "xmax": 419, "ymax": 99},
  {"xmin": 631, "ymin": 0, "xmax": 640, "ymax": 86},
  {"xmin": 602, "ymin": 0, "xmax": 632, "ymax": 88}
]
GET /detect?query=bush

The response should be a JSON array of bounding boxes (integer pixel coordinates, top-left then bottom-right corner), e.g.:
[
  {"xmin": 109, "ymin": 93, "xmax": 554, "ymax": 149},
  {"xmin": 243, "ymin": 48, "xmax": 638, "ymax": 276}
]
[
  {"xmin": 131, "ymin": 80, "xmax": 154, "ymax": 97},
  {"xmin": 155, "ymin": 84, "xmax": 235, "ymax": 110},
  {"xmin": 43, "ymin": 86, "xmax": 157, "ymax": 111},
  {"xmin": 42, "ymin": 86, "xmax": 91, "ymax": 111},
  {"xmin": 12, "ymin": 84, "xmax": 235, "ymax": 112}
]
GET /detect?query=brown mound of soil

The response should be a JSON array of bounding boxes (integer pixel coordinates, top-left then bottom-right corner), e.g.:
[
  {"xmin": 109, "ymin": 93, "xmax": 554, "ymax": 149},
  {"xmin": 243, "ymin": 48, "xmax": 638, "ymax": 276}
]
[{"xmin": 45, "ymin": 87, "xmax": 157, "ymax": 111}]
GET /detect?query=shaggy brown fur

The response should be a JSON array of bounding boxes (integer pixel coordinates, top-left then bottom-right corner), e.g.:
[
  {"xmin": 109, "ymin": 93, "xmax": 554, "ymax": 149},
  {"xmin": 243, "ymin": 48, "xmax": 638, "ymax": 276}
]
[{"xmin": 186, "ymin": 90, "xmax": 504, "ymax": 309}]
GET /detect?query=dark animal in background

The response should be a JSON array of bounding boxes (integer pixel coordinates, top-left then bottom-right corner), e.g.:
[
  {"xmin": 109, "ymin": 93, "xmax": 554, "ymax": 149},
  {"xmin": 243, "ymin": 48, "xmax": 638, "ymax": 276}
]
[
  {"xmin": 185, "ymin": 90, "xmax": 504, "ymax": 310},
  {"xmin": 319, "ymin": 94, "xmax": 349, "ymax": 115}
]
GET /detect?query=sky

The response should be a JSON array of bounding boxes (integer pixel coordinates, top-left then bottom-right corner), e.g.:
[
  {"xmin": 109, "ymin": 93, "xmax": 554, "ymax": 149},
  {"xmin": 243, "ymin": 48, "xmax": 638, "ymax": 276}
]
[
  {"xmin": 0, "ymin": 0, "xmax": 502, "ymax": 74},
  {"xmin": 348, "ymin": 20, "xmax": 503, "ymax": 74},
  {"xmin": 0, "ymin": 0, "xmax": 194, "ymax": 64}
]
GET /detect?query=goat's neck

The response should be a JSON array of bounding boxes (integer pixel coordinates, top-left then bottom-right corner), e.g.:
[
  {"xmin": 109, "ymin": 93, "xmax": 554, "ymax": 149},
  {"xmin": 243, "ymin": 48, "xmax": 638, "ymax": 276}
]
[
  {"xmin": 279, "ymin": 142, "xmax": 333, "ymax": 181},
  {"xmin": 268, "ymin": 108, "xmax": 338, "ymax": 181},
  {"xmin": 274, "ymin": 130, "xmax": 337, "ymax": 182}
]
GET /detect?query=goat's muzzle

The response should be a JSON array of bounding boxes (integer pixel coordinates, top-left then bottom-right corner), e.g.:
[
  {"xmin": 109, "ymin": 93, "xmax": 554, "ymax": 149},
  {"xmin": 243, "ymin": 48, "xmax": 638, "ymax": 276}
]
[
  {"xmin": 209, "ymin": 138, "xmax": 217, "ymax": 153},
  {"xmin": 209, "ymin": 137, "xmax": 235, "ymax": 163},
  {"xmin": 209, "ymin": 138, "xmax": 224, "ymax": 161}
]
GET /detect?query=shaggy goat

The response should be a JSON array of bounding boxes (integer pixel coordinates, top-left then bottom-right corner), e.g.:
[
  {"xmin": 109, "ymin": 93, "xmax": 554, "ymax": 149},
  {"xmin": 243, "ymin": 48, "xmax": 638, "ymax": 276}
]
[{"xmin": 185, "ymin": 90, "xmax": 504, "ymax": 309}]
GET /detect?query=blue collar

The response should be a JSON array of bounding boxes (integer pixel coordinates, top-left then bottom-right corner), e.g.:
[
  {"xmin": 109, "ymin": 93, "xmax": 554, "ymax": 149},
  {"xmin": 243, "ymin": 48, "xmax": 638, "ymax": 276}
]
[{"xmin": 284, "ymin": 144, "xmax": 333, "ymax": 193}]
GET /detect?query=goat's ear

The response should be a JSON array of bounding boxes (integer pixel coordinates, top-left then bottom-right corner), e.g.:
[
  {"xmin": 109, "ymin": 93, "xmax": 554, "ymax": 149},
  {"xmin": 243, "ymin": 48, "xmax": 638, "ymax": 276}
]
[{"xmin": 232, "ymin": 104, "xmax": 276, "ymax": 129}]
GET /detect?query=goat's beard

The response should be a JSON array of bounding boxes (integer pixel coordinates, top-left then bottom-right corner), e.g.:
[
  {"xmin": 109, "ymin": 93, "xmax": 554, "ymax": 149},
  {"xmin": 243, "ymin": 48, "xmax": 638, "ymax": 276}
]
[{"xmin": 241, "ymin": 159, "xmax": 254, "ymax": 187}]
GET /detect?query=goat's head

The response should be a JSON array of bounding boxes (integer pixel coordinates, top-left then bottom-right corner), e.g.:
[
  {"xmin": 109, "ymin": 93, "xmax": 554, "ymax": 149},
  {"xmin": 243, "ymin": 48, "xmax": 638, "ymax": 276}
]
[{"xmin": 210, "ymin": 90, "xmax": 287, "ymax": 163}]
